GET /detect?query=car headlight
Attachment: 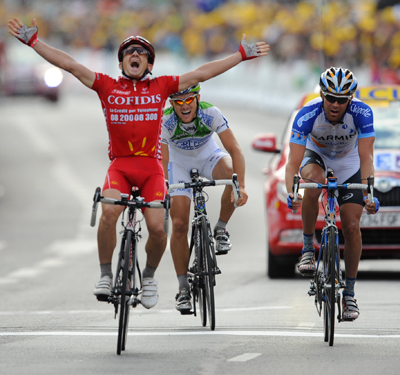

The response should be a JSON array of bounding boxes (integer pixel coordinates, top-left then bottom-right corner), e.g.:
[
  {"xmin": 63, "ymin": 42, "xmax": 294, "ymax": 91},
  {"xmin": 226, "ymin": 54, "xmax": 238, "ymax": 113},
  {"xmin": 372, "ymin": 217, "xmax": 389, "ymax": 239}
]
[{"xmin": 44, "ymin": 67, "xmax": 63, "ymax": 88}]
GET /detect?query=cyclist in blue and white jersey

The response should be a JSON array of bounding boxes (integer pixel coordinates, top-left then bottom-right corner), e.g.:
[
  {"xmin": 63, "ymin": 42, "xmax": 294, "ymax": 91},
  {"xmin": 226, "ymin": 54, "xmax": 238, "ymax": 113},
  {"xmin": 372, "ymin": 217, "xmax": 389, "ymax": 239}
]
[
  {"xmin": 285, "ymin": 67, "xmax": 380, "ymax": 321},
  {"xmin": 161, "ymin": 84, "xmax": 248, "ymax": 313}
]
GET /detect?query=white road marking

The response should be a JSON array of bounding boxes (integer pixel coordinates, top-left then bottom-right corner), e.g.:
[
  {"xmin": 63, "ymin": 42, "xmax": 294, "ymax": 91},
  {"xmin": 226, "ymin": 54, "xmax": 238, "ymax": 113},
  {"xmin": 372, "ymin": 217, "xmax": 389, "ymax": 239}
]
[
  {"xmin": 0, "ymin": 331, "xmax": 399, "ymax": 339},
  {"xmin": 218, "ymin": 306, "xmax": 292, "ymax": 312},
  {"xmin": 0, "ymin": 240, "xmax": 96, "ymax": 285},
  {"xmin": 0, "ymin": 306, "xmax": 292, "ymax": 316},
  {"xmin": 228, "ymin": 353, "xmax": 261, "ymax": 362},
  {"xmin": 296, "ymin": 322, "xmax": 316, "ymax": 329}
]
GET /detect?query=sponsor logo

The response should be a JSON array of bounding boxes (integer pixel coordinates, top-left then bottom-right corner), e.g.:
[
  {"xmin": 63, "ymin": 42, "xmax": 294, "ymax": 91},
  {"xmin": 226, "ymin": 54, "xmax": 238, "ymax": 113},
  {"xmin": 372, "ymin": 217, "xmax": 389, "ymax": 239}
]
[
  {"xmin": 350, "ymin": 103, "xmax": 372, "ymax": 118},
  {"xmin": 155, "ymin": 191, "xmax": 163, "ymax": 197},
  {"xmin": 112, "ymin": 89, "xmax": 131, "ymax": 95},
  {"xmin": 182, "ymin": 124, "xmax": 196, "ymax": 134},
  {"xmin": 107, "ymin": 94, "xmax": 162, "ymax": 105},
  {"xmin": 342, "ymin": 193, "xmax": 353, "ymax": 201},
  {"xmin": 376, "ymin": 153, "xmax": 391, "ymax": 170},
  {"xmin": 315, "ymin": 133, "xmax": 357, "ymax": 141},
  {"xmin": 362, "ymin": 123, "xmax": 374, "ymax": 129},
  {"xmin": 297, "ymin": 108, "xmax": 318, "ymax": 128},
  {"xmin": 111, "ymin": 181, "xmax": 119, "ymax": 185}
]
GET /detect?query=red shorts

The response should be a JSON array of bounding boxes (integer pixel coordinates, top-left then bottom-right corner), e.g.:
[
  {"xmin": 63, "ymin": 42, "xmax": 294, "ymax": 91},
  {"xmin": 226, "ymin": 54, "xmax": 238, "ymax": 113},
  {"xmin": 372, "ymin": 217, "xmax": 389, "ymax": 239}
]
[{"xmin": 103, "ymin": 156, "xmax": 166, "ymax": 202}]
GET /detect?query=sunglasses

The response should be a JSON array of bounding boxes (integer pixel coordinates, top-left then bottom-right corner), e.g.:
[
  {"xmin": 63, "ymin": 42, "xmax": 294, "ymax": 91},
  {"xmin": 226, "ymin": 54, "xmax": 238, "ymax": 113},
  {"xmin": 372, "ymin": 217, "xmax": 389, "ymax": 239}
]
[
  {"xmin": 170, "ymin": 94, "xmax": 198, "ymax": 106},
  {"xmin": 323, "ymin": 92, "xmax": 351, "ymax": 105},
  {"xmin": 123, "ymin": 46, "xmax": 149, "ymax": 57}
]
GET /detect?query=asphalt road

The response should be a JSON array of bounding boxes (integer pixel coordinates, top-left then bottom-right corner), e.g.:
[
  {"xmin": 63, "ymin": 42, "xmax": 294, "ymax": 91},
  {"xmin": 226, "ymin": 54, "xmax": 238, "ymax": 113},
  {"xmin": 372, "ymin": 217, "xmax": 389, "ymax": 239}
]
[{"xmin": 1, "ymin": 93, "xmax": 400, "ymax": 375}]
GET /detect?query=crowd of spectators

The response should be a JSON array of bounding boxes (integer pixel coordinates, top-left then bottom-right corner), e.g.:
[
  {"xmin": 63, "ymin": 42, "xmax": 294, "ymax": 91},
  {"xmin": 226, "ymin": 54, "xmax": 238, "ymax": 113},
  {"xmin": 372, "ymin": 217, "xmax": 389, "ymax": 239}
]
[{"xmin": 1, "ymin": 0, "xmax": 400, "ymax": 83}]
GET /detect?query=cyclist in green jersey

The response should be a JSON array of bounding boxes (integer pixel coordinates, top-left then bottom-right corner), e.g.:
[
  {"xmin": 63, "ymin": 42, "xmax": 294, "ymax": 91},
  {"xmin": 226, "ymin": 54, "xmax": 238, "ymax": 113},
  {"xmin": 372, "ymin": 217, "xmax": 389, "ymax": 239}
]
[{"xmin": 161, "ymin": 84, "xmax": 248, "ymax": 313}]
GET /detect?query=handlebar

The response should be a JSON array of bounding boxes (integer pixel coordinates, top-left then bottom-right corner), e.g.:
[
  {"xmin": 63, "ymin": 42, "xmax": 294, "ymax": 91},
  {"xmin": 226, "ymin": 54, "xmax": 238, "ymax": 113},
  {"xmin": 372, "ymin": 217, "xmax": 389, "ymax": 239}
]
[
  {"xmin": 292, "ymin": 174, "xmax": 375, "ymax": 214},
  {"xmin": 90, "ymin": 187, "xmax": 170, "ymax": 233},
  {"xmin": 168, "ymin": 173, "xmax": 241, "ymax": 208}
]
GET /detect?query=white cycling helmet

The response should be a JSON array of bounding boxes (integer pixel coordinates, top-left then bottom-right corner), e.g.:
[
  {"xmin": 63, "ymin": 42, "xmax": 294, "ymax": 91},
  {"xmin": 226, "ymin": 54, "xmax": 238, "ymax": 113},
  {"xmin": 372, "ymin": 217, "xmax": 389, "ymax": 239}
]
[
  {"xmin": 169, "ymin": 83, "xmax": 201, "ymax": 98},
  {"xmin": 319, "ymin": 67, "xmax": 358, "ymax": 95}
]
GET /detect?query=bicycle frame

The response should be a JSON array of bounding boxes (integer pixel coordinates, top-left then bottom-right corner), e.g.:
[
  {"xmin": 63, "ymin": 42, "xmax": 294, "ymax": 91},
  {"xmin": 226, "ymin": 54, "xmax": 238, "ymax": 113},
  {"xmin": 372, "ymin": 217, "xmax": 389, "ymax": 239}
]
[
  {"xmin": 90, "ymin": 186, "xmax": 169, "ymax": 354},
  {"xmin": 168, "ymin": 169, "xmax": 240, "ymax": 330},
  {"xmin": 190, "ymin": 173, "xmax": 219, "ymax": 277},
  {"xmin": 115, "ymin": 200, "xmax": 141, "ymax": 309},
  {"xmin": 190, "ymin": 175, "xmax": 219, "ymax": 329},
  {"xmin": 293, "ymin": 172, "xmax": 374, "ymax": 346},
  {"xmin": 311, "ymin": 176, "xmax": 344, "ymax": 313}
]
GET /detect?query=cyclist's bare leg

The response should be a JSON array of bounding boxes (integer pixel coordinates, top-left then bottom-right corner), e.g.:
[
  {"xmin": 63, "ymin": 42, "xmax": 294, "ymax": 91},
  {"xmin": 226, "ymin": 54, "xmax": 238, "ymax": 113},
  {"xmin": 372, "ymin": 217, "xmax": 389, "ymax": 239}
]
[
  {"xmin": 339, "ymin": 203, "xmax": 363, "ymax": 278},
  {"xmin": 212, "ymin": 156, "xmax": 235, "ymax": 222},
  {"xmin": 97, "ymin": 188, "xmax": 124, "ymax": 264},
  {"xmin": 297, "ymin": 164, "xmax": 324, "ymax": 272},
  {"xmin": 299, "ymin": 164, "xmax": 325, "ymax": 234},
  {"xmin": 170, "ymin": 195, "xmax": 191, "ymax": 276},
  {"xmin": 143, "ymin": 205, "xmax": 168, "ymax": 268}
]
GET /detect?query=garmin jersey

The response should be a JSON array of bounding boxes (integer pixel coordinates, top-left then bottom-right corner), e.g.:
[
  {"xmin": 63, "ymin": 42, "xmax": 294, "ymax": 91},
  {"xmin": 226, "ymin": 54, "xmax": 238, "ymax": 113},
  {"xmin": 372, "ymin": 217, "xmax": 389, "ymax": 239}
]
[
  {"xmin": 161, "ymin": 102, "xmax": 229, "ymax": 162},
  {"xmin": 290, "ymin": 97, "xmax": 375, "ymax": 159},
  {"xmin": 91, "ymin": 73, "xmax": 179, "ymax": 160}
]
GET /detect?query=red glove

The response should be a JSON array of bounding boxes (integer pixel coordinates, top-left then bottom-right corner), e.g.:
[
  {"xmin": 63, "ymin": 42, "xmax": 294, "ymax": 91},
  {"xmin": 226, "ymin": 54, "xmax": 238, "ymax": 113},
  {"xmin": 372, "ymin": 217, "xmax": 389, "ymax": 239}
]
[
  {"xmin": 238, "ymin": 38, "xmax": 260, "ymax": 61},
  {"xmin": 16, "ymin": 24, "xmax": 38, "ymax": 47}
]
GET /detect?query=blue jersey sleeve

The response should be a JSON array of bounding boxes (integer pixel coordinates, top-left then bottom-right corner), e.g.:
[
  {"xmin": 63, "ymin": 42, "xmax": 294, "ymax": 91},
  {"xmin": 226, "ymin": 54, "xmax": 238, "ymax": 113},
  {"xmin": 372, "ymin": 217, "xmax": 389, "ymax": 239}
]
[
  {"xmin": 348, "ymin": 99, "xmax": 375, "ymax": 139},
  {"xmin": 290, "ymin": 100, "xmax": 321, "ymax": 146}
]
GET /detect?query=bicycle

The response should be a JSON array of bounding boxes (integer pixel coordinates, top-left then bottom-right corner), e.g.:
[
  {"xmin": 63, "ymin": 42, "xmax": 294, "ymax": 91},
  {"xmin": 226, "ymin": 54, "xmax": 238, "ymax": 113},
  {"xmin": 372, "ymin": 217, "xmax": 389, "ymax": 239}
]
[
  {"xmin": 292, "ymin": 169, "xmax": 374, "ymax": 346},
  {"xmin": 90, "ymin": 186, "xmax": 170, "ymax": 355},
  {"xmin": 168, "ymin": 169, "xmax": 240, "ymax": 331}
]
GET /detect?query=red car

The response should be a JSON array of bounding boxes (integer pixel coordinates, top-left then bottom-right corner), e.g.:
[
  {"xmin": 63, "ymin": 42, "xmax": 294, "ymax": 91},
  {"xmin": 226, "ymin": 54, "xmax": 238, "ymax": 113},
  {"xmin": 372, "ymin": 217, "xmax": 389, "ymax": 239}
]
[{"xmin": 253, "ymin": 85, "xmax": 400, "ymax": 278}]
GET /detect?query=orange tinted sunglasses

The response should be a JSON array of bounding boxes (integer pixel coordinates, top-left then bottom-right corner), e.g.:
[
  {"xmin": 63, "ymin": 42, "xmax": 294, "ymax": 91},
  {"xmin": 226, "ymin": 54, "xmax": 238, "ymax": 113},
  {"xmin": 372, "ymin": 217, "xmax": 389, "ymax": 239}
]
[{"xmin": 170, "ymin": 94, "xmax": 198, "ymax": 106}]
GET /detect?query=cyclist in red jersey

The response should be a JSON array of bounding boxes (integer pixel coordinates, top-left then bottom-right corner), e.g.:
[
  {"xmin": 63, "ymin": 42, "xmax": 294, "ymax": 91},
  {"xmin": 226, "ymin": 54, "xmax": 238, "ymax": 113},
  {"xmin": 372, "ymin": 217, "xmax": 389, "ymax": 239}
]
[{"xmin": 8, "ymin": 17, "xmax": 270, "ymax": 309}]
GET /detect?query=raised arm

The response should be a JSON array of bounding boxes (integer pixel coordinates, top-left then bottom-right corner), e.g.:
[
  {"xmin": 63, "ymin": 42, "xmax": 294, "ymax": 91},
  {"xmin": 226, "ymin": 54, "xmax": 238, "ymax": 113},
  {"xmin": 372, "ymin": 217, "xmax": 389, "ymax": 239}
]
[
  {"xmin": 8, "ymin": 18, "xmax": 95, "ymax": 88},
  {"xmin": 178, "ymin": 34, "xmax": 270, "ymax": 92}
]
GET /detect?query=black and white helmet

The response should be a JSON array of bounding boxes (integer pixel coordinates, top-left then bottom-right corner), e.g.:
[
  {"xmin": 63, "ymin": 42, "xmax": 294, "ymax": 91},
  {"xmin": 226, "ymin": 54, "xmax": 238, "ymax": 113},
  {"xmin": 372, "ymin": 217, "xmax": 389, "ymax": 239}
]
[{"xmin": 319, "ymin": 67, "xmax": 358, "ymax": 95}]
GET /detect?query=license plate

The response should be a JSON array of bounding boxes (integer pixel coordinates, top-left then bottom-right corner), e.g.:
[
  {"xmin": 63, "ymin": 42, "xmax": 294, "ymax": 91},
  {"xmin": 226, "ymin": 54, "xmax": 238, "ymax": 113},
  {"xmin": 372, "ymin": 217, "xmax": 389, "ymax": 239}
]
[{"xmin": 360, "ymin": 212, "xmax": 400, "ymax": 228}]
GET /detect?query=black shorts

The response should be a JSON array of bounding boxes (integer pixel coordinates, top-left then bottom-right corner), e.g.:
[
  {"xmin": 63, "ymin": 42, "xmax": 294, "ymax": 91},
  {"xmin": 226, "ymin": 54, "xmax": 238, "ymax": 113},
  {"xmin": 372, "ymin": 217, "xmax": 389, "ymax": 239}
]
[{"xmin": 300, "ymin": 149, "xmax": 363, "ymax": 207}]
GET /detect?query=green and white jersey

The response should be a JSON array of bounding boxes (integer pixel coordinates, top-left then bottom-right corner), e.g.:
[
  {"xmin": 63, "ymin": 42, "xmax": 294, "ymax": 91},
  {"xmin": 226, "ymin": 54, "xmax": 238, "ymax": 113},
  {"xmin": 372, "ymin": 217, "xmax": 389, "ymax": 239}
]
[{"xmin": 161, "ymin": 102, "xmax": 229, "ymax": 162}]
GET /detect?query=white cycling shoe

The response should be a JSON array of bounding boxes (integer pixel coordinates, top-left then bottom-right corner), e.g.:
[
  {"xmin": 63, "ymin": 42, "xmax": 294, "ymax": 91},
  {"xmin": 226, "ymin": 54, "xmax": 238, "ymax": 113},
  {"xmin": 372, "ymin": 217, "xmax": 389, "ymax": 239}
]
[
  {"xmin": 141, "ymin": 277, "xmax": 159, "ymax": 309},
  {"xmin": 93, "ymin": 275, "xmax": 112, "ymax": 298}
]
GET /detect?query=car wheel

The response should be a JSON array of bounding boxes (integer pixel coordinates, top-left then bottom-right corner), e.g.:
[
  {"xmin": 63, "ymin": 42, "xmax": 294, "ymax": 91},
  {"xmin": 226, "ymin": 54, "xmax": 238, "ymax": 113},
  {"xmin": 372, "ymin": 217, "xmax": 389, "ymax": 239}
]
[{"xmin": 267, "ymin": 247, "xmax": 296, "ymax": 279}]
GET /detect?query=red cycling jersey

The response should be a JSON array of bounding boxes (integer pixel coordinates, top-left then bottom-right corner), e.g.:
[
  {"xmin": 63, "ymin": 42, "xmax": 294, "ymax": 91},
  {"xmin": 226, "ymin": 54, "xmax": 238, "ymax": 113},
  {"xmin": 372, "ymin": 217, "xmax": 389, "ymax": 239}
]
[{"xmin": 91, "ymin": 73, "xmax": 179, "ymax": 160}]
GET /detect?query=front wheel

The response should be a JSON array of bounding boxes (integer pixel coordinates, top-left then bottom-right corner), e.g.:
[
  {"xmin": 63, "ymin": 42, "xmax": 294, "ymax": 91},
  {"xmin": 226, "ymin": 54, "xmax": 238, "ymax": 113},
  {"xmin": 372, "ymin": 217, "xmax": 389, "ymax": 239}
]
[
  {"xmin": 117, "ymin": 230, "xmax": 133, "ymax": 355},
  {"xmin": 323, "ymin": 228, "xmax": 336, "ymax": 346},
  {"xmin": 201, "ymin": 217, "xmax": 215, "ymax": 330},
  {"xmin": 195, "ymin": 222, "xmax": 207, "ymax": 327}
]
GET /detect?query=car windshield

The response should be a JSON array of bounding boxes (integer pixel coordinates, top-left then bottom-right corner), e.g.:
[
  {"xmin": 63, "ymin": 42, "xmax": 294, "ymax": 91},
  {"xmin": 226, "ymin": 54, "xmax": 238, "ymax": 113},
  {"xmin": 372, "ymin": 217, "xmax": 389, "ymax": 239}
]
[{"xmin": 373, "ymin": 105, "xmax": 400, "ymax": 149}]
